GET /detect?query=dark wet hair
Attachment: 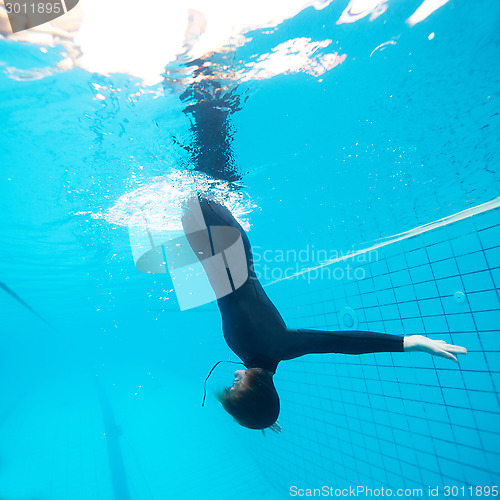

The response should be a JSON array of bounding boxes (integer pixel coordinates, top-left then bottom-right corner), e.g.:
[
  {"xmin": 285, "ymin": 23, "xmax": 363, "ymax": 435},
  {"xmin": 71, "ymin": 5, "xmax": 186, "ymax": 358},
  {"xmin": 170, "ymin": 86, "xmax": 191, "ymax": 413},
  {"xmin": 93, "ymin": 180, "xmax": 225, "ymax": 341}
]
[{"xmin": 215, "ymin": 368, "xmax": 280, "ymax": 430}]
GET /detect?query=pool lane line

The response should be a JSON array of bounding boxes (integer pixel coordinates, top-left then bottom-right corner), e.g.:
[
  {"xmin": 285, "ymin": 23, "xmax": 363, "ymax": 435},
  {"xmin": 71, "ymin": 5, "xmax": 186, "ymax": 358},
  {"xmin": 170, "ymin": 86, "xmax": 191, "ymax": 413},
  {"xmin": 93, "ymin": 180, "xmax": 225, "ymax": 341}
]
[
  {"xmin": 265, "ymin": 195, "xmax": 500, "ymax": 287},
  {"xmin": 0, "ymin": 280, "xmax": 54, "ymax": 330}
]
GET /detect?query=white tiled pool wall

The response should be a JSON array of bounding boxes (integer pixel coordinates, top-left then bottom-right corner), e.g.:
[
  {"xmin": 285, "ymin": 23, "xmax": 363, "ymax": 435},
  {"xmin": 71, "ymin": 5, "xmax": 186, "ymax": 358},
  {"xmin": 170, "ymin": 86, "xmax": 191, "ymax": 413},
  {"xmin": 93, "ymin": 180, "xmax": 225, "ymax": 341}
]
[{"xmin": 244, "ymin": 207, "xmax": 500, "ymax": 497}]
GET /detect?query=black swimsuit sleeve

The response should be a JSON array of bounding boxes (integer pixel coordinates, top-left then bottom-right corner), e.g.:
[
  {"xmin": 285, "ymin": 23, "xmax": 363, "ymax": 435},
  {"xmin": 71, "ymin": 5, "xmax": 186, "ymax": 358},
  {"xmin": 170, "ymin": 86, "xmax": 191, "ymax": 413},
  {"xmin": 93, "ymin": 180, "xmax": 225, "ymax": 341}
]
[{"xmin": 279, "ymin": 329, "xmax": 405, "ymax": 361}]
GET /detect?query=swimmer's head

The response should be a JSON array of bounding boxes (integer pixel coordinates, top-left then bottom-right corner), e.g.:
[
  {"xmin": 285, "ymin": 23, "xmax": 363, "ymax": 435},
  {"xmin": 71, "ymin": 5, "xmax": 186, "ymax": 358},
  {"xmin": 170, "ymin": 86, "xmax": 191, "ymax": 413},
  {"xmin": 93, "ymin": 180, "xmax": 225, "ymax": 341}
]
[{"xmin": 216, "ymin": 368, "xmax": 280, "ymax": 430}]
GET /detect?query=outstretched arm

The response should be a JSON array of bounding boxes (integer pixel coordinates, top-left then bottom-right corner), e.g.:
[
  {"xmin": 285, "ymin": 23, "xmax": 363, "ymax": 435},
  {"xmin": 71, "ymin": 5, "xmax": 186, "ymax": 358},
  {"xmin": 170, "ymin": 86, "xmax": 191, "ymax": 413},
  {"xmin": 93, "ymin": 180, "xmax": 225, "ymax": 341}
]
[
  {"xmin": 403, "ymin": 335, "xmax": 467, "ymax": 362},
  {"xmin": 280, "ymin": 329, "xmax": 405, "ymax": 361},
  {"xmin": 280, "ymin": 329, "xmax": 467, "ymax": 363}
]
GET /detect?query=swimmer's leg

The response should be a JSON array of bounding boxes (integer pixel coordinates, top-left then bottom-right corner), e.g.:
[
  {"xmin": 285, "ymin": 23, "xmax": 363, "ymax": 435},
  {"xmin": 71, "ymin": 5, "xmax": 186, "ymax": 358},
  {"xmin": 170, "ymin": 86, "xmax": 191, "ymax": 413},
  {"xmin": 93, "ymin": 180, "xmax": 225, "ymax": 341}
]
[
  {"xmin": 181, "ymin": 196, "xmax": 252, "ymax": 295},
  {"xmin": 181, "ymin": 196, "xmax": 252, "ymax": 253}
]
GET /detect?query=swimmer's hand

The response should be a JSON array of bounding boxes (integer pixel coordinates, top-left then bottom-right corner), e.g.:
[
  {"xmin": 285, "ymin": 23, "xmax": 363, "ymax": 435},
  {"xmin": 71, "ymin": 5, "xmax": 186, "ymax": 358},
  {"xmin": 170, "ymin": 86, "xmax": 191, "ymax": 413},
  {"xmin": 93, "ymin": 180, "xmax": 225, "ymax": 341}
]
[
  {"xmin": 403, "ymin": 335, "xmax": 467, "ymax": 362},
  {"xmin": 269, "ymin": 421, "xmax": 282, "ymax": 434}
]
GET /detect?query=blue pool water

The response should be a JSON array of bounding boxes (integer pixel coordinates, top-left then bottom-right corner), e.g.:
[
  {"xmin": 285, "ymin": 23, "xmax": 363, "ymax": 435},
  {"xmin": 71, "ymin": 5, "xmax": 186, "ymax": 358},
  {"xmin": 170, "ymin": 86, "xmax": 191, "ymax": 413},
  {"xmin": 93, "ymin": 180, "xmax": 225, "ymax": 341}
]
[{"xmin": 1, "ymin": 0, "xmax": 500, "ymax": 498}]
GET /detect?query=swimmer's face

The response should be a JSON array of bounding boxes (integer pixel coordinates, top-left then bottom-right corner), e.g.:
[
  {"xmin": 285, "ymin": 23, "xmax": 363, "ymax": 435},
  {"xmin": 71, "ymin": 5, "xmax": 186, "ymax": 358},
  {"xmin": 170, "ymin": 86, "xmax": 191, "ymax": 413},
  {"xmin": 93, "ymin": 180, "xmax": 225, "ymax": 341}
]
[{"xmin": 230, "ymin": 370, "xmax": 248, "ymax": 391}]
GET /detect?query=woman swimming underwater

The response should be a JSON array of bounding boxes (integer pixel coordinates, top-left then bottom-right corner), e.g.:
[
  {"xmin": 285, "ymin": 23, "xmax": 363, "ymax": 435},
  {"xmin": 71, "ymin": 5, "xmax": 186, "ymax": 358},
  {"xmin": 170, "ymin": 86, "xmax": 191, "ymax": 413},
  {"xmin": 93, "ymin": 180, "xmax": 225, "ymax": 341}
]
[
  {"xmin": 181, "ymin": 196, "xmax": 467, "ymax": 431},
  {"xmin": 171, "ymin": 54, "xmax": 466, "ymax": 431}
]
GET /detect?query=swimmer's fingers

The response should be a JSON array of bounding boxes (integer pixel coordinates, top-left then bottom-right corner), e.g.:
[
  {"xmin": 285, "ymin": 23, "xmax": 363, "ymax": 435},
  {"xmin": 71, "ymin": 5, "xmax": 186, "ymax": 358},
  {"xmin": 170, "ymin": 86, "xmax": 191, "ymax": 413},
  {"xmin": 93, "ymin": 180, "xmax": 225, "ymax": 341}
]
[
  {"xmin": 270, "ymin": 421, "xmax": 282, "ymax": 434},
  {"xmin": 404, "ymin": 335, "xmax": 467, "ymax": 363},
  {"xmin": 443, "ymin": 343, "xmax": 468, "ymax": 354},
  {"xmin": 436, "ymin": 343, "xmax": 467, "ymax": 363},
  {"xmin": 436, "ymin": 349, "xmax": 459, "ymax": 363},
  {"xmin": 433, "ymin": 339, "xmax": 467, "ymax": 354}
]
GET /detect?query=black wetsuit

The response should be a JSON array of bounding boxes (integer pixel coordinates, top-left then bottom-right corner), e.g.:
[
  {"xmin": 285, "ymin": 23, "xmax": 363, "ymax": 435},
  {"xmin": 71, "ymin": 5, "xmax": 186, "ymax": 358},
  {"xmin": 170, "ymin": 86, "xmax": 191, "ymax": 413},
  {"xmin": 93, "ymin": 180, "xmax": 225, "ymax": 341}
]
[
  {"xmin": 180, "ymin": 75, "xmax": 243, "ymax": 183},
  {"xmin": 183, "ymin": 199, "xmax": 404, "ymax": 374}
]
